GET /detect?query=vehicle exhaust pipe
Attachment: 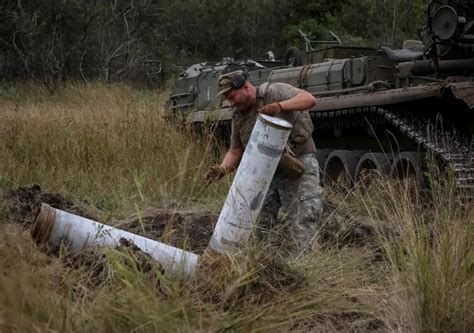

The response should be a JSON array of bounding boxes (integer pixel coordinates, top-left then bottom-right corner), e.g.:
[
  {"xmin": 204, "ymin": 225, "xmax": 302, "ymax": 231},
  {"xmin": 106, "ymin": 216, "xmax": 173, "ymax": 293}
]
[
  {"xmin": 400, "ymin": 58, "xmax": 474, "ymax": 75},
  {"xmin": 32, "ymin": 203, "xmax": 199, "ymax": 278},
  {"xmin": 209, "ymin": 114, "xmax": 292, "ymax": 254}
]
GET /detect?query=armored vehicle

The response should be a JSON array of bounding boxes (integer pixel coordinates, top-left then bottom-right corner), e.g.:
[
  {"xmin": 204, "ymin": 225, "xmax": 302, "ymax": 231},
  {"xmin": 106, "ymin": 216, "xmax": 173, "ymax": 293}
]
[{"xmin": 167, "ymin": 0, "xmax": 473, "ymax": 194}]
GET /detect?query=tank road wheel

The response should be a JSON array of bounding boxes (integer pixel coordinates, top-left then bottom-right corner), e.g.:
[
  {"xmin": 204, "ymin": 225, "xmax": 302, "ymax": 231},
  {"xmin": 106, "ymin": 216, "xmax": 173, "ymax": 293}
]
[
  {"xmin": 323, "ymin": 150, "xmax": 358, "ymax": 189},
  {"xmin": 389, "ymin": 152, "xmax": 425, "ymax": 190},
  {"xmin": 355, "ymin": 152, "xmax": 392, "ymax": 188},
  {"xmin": 315, "ymin": 149, "xmax": 331, "ymax": 185}
]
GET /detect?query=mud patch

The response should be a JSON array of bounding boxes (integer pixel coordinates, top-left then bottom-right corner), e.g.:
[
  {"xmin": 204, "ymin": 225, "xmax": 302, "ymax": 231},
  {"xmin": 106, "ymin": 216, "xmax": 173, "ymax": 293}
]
[
  {"xmin": 119, "ymin": 209, "xmax": 218, "ymax": 254},
  {"xmin": 1, "ymin": 184, "xmax": 98, "ymax": 227}
]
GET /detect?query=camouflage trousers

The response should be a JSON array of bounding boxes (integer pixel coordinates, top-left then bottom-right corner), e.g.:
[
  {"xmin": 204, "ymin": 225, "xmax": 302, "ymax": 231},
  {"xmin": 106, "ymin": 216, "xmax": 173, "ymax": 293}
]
[{"xmin": 257, "ymin": 153, "xmax": 323, "ymax": 253}]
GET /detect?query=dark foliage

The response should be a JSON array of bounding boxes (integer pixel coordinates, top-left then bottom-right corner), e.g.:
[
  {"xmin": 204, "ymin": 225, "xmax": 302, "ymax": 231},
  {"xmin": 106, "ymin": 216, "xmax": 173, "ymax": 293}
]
[{"xmin": 0, "ymin": 0, "xmax": 425, "ymax": 89}]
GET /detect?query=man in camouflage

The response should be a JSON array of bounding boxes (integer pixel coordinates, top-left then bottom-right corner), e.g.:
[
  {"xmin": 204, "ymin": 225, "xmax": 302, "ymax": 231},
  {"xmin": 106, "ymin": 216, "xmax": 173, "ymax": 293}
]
[{"xmin": 204, "ymin": 70, "xmax": 323, "ymax": 253}]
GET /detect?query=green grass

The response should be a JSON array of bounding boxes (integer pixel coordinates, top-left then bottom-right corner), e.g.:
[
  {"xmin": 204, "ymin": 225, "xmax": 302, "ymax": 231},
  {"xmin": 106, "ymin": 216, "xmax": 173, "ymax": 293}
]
[{"xmin": 0, "ymin": 83, "xmax": 472, "ymax": 332}]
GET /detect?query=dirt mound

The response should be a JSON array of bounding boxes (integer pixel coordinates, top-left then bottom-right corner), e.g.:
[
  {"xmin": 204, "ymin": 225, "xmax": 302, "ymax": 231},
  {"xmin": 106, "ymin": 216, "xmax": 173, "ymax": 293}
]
[
  {"xmin": 119, "ymin": 209, "xmax": 218, "ymax": 254},
  {"xmin": 2, "ymin": 184, "xmax": 98, "ymax": 227}
]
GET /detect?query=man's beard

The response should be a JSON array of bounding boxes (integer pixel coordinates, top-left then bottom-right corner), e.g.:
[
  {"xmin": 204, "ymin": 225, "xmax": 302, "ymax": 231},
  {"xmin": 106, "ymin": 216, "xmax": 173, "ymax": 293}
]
[{"xmin": 236, "ymin": 99, "xmax": 253, "ymax": 111}]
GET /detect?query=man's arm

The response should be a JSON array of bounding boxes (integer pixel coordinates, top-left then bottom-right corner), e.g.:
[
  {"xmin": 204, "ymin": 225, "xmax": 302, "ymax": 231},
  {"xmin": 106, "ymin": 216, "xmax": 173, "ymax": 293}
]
[
  {"xmin": 279, "ymin": 90, "xmax": 316, "ymax": 112},
  {"xmin": 220, "ymin": 146, "xmax": 244, "ymax": 173},
  {"xmin": 203, "ymin": 146, "xmax": 243, "ymax": 185},
  {"xmin": 259, "ymin": 89, "xmax": 316, "ymax": 116}
]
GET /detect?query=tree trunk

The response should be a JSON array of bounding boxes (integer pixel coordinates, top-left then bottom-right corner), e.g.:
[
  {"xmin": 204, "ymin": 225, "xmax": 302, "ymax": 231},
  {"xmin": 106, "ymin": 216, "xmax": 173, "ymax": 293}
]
[{"xmin": 376, "ymin": 0, "xmax": 386, "ymax": 43}]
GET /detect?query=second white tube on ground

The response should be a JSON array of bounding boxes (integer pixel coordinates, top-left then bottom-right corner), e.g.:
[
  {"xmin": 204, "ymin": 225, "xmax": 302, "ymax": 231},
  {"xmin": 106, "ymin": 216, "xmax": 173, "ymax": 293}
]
[{"xmin": 32, "ymin": 204, "xmax": 199, "ymax": 278}]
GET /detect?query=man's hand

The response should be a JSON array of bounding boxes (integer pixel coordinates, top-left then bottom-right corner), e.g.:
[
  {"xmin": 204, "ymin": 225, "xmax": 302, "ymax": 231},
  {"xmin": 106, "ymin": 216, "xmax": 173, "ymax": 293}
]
[
  {"xmin": 203, "ymin": 165, "xmax": 227, "ymax": 186},
  {"xmin": 258, "ymin": 102, "xmax": 282, "ymax": 116}
]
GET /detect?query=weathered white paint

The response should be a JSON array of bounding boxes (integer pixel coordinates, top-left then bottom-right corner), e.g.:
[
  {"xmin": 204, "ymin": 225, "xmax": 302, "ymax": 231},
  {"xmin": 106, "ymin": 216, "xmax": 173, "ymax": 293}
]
[{"xmin": 209, "ymin": 114, "xmax": 292, "ymax": 253}]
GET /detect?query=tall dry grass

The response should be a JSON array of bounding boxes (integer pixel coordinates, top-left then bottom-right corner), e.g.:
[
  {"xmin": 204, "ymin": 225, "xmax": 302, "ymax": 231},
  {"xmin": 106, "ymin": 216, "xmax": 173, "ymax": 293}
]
[
  {"xmin": 344, "ymin": 173, "xmax": 474, "ymax": 332},
  {"xmin": 0, "ymin": 83, "xmax": 472, "ymax": 332},
  {"xmin": 0, "ymin": 82, "xmax": 227, "ymax": 215}
]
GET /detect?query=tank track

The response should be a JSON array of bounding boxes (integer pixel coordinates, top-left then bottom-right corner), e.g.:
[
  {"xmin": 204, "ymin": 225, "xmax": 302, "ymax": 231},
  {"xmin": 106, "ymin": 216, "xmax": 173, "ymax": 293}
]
[
  {"xmin": 376, "ymin": 108, "xmax": 473, "ymax": 194},
  {"xmin": 312, "ymin": 106, "xmax": 473, "ymax": 194}
]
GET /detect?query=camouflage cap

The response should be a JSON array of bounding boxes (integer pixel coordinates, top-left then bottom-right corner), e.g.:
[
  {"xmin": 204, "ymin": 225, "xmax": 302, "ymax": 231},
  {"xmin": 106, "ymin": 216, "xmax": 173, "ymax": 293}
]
[{"xmin": 217, "ymin": 70, "xmax": 249, "ymax": 97}]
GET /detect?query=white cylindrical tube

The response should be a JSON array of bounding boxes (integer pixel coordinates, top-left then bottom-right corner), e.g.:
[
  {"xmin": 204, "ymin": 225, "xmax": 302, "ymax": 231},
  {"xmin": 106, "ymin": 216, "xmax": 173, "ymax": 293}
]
[
  {"xmin": 32, "ymin": 204, "xmax": 199, "ymax": 278},
  {"xmin": 209, "ymin": 114, "xmax": 292, "ymax": 253}
]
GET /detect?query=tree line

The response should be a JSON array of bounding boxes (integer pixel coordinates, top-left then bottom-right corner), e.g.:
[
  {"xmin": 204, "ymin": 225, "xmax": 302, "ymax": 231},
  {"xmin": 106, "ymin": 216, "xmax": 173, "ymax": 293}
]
[{"xmin": 0, "ymin": 0, "xmax": 426, "ymax": 90}]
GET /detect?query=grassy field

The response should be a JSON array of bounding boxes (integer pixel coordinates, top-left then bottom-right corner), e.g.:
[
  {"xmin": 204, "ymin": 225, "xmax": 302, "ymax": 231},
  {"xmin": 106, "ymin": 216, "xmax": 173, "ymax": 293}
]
[{"xmin": 0, "ymin": 83, "xmax": 472, "ymax": 332}]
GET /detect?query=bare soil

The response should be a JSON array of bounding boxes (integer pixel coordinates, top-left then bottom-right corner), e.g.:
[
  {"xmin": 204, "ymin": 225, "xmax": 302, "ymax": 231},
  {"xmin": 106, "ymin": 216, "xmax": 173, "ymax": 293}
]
[
  {"xmin": 2, "ymin": 184, "xmax": 98, "ymax": 227},
  {"xmin": 120, "ymin": 209, "xmax": 217, "ymax": 254}
]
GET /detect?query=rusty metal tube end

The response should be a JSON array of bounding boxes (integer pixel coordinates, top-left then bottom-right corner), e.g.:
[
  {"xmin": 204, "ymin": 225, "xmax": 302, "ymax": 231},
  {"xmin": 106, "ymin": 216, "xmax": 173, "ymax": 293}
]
[{"xmin": 31, "ymin": 203, "xmax": 56, "ymax": 244}]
